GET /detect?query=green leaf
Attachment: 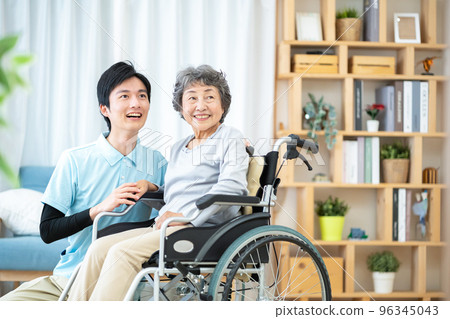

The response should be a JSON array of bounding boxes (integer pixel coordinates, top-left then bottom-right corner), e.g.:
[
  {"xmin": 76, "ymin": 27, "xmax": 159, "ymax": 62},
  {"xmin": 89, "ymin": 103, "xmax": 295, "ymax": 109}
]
[
  {"xmin": 0, "ymin": 68, "xmax": 11, "ymax": 92},
  {"xmin": 12, "ymin": 54, "xmax": 33, "ymax": 65},
  {"xmin": 0, "ymin": 117, "xmax": 7, "ymax": 127},
  {"xmin": 0, "ymin": 35, "xmax": 19, "ymax": 58},
  {"xmin": 13, "ymin": 72, "xmax": 27, "ymax": 88},
  {"xmin": 0, "ymin": 152, "xmax": 20, "ymax": 187}
]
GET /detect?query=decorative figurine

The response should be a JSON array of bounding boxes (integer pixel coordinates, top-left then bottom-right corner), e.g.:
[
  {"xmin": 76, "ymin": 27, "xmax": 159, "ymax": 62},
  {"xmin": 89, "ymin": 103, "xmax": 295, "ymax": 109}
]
[
  {"xmin": 412, "ymin": 190, "xmax": 428, "ymax": 240},
  {"xmin": 347, "ymin": 227, "xmax": 368, "ymax": 240},
  {"xmin": 417, "ymin": 56, "xmax": 440, "ymax": 75},
  {"xmin": 312, "ymin": 173, "xmax": 330, "ymax": 183}
]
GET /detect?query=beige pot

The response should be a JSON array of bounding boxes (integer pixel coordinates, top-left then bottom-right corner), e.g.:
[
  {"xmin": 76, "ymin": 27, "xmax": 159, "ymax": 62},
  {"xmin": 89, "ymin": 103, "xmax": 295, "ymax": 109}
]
[
  {"xmin": 382, "ymin": 159, "xmax": 410, "ymax": 183},
  {"xmin": 336, "ymin": 18, "xmax": 362, "ymax": 41}
]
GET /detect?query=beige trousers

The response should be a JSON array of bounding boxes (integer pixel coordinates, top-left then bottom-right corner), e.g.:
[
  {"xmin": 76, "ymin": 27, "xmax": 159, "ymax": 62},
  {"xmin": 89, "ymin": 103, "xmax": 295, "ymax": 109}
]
[
  {"xmin": 67, "ymin": 225, "xmax": 186, "ymax": 301},
  {"xmin": 0, "ymin": 275, "xmax": 68, "ymax": 301}
]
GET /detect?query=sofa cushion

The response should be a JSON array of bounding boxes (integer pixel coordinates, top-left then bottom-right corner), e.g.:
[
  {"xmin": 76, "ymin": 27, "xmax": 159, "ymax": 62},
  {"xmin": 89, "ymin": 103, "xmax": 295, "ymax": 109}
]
[
  {"xmin": 0, "ymin": 236, "xmax": 68, "ymax": 271},
  {"xmin": 0, "ymin": 188, "xmax": 45, "ymax": 235},
  {"xmin": 19, "ymin": 166, "xmax": 55, "ymax": 194}
]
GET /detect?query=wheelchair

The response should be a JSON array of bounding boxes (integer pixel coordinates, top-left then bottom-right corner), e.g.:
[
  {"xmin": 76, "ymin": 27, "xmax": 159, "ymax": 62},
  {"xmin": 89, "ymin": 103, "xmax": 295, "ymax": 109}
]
[{"xmin": 59, "ymin": 134, "xmax": 332, "ymax": 301}]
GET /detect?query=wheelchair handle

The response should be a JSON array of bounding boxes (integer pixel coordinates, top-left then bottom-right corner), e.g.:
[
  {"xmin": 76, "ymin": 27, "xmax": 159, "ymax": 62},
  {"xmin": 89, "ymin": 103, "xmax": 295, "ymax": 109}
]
[{"xmin": 288, "ymin": 134, "xmax": 319, "ymax": 154}]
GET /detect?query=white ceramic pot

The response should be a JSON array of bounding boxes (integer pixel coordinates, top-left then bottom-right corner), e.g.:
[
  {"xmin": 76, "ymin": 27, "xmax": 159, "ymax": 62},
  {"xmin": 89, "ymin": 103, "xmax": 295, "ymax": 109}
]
[
  {"xmin": 372, "ymin": 271, "xmax": 395, "ymax": 294},
  {"xmin": 367, "ymin": 120, "xmax": 379, "ymax": 132}
]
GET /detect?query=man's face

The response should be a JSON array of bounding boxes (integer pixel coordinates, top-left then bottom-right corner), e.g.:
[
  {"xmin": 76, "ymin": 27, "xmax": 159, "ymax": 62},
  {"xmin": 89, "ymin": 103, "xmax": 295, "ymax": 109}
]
[{"xmin": 100, "ymin": 76, "xmax": 150, "ymax": 134}]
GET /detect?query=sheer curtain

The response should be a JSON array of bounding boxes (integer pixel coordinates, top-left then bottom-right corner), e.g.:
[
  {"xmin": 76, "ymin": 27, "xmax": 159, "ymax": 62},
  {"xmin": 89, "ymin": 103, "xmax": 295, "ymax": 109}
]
[{"xmin": 0, "ymin": 0, "xmax": 276, "ymax": 190}]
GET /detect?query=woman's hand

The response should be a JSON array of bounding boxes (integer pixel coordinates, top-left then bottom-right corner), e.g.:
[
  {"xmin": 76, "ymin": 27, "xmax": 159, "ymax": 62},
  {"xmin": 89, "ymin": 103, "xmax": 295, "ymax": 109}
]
[
  {"xmin": 89, "ymin": 182, "xmax": 141, "ymax": 220},
  {"xmin": 136, "ymin": 179, "xmax": 158, "ymax": 198},
  {"xmin": 155, "ymin": 211, "xmax": 186, "ymax": 230}
]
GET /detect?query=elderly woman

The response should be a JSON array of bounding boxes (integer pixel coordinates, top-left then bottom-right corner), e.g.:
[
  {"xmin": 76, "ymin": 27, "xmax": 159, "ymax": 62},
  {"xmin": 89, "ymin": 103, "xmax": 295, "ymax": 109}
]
[{"xmin": 67, "ymin": 65, "xmax": 249, "ymax": 300}]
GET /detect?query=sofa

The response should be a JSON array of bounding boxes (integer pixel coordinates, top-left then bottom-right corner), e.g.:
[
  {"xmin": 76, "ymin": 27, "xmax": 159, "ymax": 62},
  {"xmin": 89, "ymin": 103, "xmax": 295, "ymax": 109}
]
[{"xmin": 0, "ymin": 166, "xmax": 68, "ymax": 291}]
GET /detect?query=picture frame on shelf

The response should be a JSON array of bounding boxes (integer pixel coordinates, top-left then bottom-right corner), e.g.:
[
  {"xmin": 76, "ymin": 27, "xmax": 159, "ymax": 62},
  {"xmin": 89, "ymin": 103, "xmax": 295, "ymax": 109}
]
[
  {"xmin": 296, "ymin": 12, "xmax": 323, "ymax": 41},
  {"xmin": 393, "ymin": 13, "xmax": 421, "ymax": 43}
]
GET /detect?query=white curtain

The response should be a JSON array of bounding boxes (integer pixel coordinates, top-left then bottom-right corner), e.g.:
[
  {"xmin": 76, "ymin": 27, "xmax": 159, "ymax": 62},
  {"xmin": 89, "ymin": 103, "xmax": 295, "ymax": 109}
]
[{"xmin": 0, "ymin": 0, "xmax": 276, "ymax": 190}]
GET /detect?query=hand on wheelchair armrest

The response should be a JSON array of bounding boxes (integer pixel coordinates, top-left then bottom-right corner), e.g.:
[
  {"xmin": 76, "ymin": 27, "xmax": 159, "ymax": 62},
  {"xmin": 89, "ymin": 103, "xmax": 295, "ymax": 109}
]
[{"xmin": 92, "ymin": 189, "xmax": 166, "ymax": 241}]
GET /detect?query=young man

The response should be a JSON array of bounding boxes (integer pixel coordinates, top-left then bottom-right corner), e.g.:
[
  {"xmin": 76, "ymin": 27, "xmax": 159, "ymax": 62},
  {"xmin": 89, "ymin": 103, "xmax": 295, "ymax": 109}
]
[{"xmin": 0, "ymin": 61, "xmax": 167, "ymax": 301}]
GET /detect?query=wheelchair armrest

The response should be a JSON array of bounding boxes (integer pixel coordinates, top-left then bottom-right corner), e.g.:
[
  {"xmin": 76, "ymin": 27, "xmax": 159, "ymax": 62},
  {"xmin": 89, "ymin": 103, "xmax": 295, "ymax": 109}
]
[
  {"xmin": 196, "ymin": 194, "xmax": 260, "ymax": 210},
  {"xmin": 141, "ymin": 189, "xmax": 164, "ymax": 200}
]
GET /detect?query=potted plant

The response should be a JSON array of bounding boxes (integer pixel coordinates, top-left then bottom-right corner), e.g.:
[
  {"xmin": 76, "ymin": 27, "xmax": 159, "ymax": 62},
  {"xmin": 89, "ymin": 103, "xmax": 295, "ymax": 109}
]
[
  {"xmin": 380, "ymin": 142, "xmax": 410, "ymax": 183},
  {"xmin": 336, "ymin": 8, "xmax": 361, "ymax": 41},
  {"xmin": 303, "ymin": 93, "xmax": 337, "ymax": 150},
  {"xmin": 315, "ymin": 196, "xmax": 349, "ymax": 241},
  {"xmin": 365, "ymin": 103, "xmax": 384, "ymax": 132},
  {"xmin": 367, "ymin": 251, "xmax": 400, "ymax": 293}
]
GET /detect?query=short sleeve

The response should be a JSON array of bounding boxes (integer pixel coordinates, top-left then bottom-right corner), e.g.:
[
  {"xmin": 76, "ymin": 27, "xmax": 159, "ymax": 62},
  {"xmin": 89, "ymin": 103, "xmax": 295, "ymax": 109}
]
[{"xmin": 41, "ymin": 151, "xmax": 77, "ymax": 214}]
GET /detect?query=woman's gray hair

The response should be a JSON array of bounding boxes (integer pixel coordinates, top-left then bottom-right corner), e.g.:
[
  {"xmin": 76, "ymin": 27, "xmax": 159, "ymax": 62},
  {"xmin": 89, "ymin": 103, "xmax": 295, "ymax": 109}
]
[{"xmin": 172, "ymin": 65, "xmax": 231, "ymax": 123}]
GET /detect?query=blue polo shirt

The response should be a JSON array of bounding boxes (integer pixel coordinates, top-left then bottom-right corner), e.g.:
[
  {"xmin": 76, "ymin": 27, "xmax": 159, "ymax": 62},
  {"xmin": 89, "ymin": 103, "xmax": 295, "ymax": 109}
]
[{"xmin": 42, "ymin": 133, "xmax": 167, "ymax": 278}]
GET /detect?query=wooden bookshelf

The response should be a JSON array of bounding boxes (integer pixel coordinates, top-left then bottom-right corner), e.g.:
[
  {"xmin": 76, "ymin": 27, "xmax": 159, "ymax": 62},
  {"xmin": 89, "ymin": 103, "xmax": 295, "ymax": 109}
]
[{"xmin": 275, "ymin": 0, "xmax": 447, "ymax": 300}]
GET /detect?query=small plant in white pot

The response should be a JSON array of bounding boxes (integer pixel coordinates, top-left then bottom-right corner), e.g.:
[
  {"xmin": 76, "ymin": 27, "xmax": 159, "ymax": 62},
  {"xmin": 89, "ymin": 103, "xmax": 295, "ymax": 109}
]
[{"xmin": 367, "ymin": 251, "xmax": 400, "ymax": 294}]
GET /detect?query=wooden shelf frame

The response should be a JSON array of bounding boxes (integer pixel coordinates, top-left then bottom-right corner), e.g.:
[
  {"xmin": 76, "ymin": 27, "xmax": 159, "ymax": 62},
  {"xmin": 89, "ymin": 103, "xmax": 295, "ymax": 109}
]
[
  {"xmin": 281, "ymin": 0, "xmax": 437, "ymax": 44},
  {"xmin": 275, "ymin": 0, "xmax": 447, "ymax": 300}
]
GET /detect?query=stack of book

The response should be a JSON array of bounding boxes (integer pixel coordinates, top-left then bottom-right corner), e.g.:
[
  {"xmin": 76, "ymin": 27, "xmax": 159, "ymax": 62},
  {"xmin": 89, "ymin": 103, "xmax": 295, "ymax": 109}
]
[
  {"xmin": 354, "ymin": 80, "xmax": 429, "ymax": 132},
  {"xmin": 392, "ymin": 188, "xmax": 414, "ymax": 242},
  {"xmin": 343, "ymin": 137, "xmax": 380, "ymax": 184}
]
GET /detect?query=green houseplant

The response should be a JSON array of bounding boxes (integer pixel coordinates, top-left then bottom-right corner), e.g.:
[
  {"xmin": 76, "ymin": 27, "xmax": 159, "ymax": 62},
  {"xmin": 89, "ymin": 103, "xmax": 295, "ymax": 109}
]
[
  {"xmin": 380, "ymin": 142, "xmax": 410, "ymax": 183},
  {"xmin": 367, "ymin": 251, "xmax": 400, "ymax": 293},
  {"xmin": 0, "ymin": 34, "xmax": 33, "ymax": 186},
  {"xmin": 336, "ymin": 8, "xmax": 361, "ymax": 41},
  {"xmin": 303, "ymin": 93, "xmax": 337, "ymax": 150},
  {"xmin": 315, "ymin": 196, "xmax": 349, "ymax": 241}
]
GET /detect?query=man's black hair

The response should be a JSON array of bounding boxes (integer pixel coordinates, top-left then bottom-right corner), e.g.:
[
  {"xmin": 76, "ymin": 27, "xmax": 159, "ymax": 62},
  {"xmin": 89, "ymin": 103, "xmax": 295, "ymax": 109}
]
[{"xmin": 97, "ymin": 61, "xmax": 151, "ymax": 131}]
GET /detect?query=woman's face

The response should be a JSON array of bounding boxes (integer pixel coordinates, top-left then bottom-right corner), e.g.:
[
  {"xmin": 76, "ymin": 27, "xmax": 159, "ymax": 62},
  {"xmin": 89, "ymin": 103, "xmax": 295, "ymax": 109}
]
[{"xmin": 181, "ymin": 83, "xmax": 224, "ymax": 137}]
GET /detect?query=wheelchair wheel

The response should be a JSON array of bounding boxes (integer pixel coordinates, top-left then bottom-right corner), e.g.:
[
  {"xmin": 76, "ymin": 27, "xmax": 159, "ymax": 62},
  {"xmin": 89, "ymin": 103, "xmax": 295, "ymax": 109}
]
[{"xmin": 208, "ymin": 225, "xmax": 332, "ymax": 301}]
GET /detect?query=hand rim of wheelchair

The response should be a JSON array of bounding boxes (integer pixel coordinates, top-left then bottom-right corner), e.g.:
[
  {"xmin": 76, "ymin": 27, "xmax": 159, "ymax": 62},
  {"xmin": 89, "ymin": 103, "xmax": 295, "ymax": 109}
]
[{"xmin": 207, "ymin": 225, "xmax": 332, "ymax": 301}]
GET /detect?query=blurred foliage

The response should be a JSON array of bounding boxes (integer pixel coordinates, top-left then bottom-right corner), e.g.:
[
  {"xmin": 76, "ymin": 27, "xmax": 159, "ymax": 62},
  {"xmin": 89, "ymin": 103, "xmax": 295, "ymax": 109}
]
[{"xmin": 0, "ymin": 34, "xmax": 33, "ymax": 187}]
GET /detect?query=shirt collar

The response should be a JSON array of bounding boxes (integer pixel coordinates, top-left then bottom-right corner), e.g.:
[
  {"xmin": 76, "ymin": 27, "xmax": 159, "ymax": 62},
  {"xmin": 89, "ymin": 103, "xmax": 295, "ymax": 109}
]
[{"xmin": 97, "ymin": 132, "xmax": 140, "ymax": 166}]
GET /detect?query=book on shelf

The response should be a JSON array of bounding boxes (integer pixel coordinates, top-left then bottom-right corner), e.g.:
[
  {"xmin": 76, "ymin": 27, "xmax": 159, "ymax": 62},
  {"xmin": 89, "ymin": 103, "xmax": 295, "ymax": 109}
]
[
  {"xmin": 343, "ymin": 140, "xmax": 358, "ymax": 184},
  {"xmin": 394, "ymin": 81, "xmax": 404, "ymax": 131},
  {"xmin": 371, "ymin": 137, "xmax": 380, "ymax": 184},
  {"xmin": 364, "ymin": 137, "xmax": 372, "ymax": 184},
  {"xmin": 398, "ymin": 188, "xmax": 406, "ymax": 242},
  {"xmin": 420, "ymin": 81, "xmax": 429, "ymax": 133},
  {"xmin": 405, "ymin": 189, "xmax": 412, "ymax": 241},
  {"xmin": 393, "ymin": 188, "xmax": 399, "ymax": 241},
  {"xmin": 363, "ymin": 0, "xmax": 379, "ymax": 42},
  {"xmin": 354, "ymin": 79, "xmax": 363, "ymax": 130},
  {"xmin": 412, "ymin": 81, "xmax": 421, "ymax": 132},
  {"xmin": 357, "ymin": 137, "xmax": 365, "ymax": 184},
  {"xmin": 376, "ymin": 85, "xmax": 395, "ymax": 131},
  {"xmin": 403, "ymin": 81, "xmax": 413, "ymax": 133}
]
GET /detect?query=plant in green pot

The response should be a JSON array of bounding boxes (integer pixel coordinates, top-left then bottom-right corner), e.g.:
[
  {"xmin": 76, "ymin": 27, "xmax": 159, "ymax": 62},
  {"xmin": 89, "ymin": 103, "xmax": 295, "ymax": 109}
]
[
  {"xmin": 315, "ymin": 196, "xmax": 349, "ymax": 241},
  {"xmin": 336, "ymin": 8, "xmax": 361, "ymax": 41},
  {"xmin": 303, "ymin": 93, "xmax": 337, "ymax": 150},
  {"xmin": 380, "ymin": 142, "xmax": 410, "ymax": 183},
  {"xmin": 367, "ymin": 251, "xmax": 400, "ymax": 294}
]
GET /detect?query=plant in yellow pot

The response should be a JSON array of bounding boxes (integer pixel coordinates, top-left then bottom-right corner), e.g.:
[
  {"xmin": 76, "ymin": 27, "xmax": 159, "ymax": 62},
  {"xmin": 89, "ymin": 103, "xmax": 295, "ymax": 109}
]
[
  {"xmin": 381, "ymin": 142, "xmax": 410, "ymax": 183},
  {"xmin": 367, "ymin": 251, "xmax": 400, "ymax": 294},
  {"xmin": 315, "ymin": 196, "xmax": 349, "ymax": 241},
  {"xmin": 336, "ymin": 8, "xmax": 361, "ymax": 41}
]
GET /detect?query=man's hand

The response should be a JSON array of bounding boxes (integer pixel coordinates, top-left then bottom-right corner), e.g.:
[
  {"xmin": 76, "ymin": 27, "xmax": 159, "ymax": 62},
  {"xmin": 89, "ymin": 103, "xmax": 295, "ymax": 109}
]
[
  {"xmin": 135, "ymin": 179, "xmax": 158, "ymax": 198},
  {"xmin": 155, "ymin": 211, "xmax": 186, "ymax": 230},
  {"xmin": 89, "ymin": 183, "xmax": 141, "ymax": 220}
]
